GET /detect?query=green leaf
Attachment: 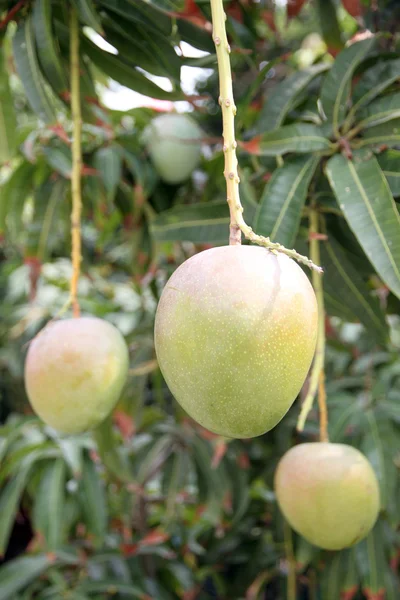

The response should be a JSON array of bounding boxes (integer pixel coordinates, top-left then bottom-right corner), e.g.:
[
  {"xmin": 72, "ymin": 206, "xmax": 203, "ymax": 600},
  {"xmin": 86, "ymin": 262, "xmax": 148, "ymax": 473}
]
[
  {"xmin": 12, "ymin": 16, "xmax": 57, "ymax": 123},
  {"xmin": 77, "ymin": 581, "xmax": 145, "ymax": 597},
  {"xmin": 316, "ymin": 0, "xmax": 343, "ymax": 56},
  {"xmin": 177, "ymin": 18, "xmax": 215, "ymax": 53},
  {"xmin": 151, "ymin": 201, "xmax": 230, "ymax": 244},
  {"xmin": 376, "ymin": 150, "xmax": 400, "ymax": 197},
  {"xmin": 81, "ymin": 37, "xmax": 182, "ymax": 100},
  {"xmin": 320, "ymin": 549, "xmax": 358, "ymax": 600},
  {"xmin": 93, "ymin": 417, "xmax": 132, "ymax": 483},
  {"xmin": 255, "ymin": 64, "xmax": 329, "ymax": 133},
  {"xmin": 80, "ymin": 454, "xmax": 107, "ymax": 545},
  {"xmin": 355, "ymin": 520, "xmax": 387, "ymax": 597},
  {"xmin": 0, "ymin": 161, "xmax": 36, "ymax": 237},
  {"xmin": 0, "ymin": 555, "xmax": 53, "ymax": 600},
  {"xmin": 99, "ymin": 0, "xmax": 171, "ymax": 36},
  {"xmin": 326, "ymin": 151, "xmax": 400, "ymax": 299},
  {"xmin": 357, "ymin": 92, "xmax": 400, "ymax": 130},
  {"xmin": 0, "ymin": 48, "xmax": 17, "ymax": 163},
  {"xmin": 33, "ymin": 0, "xmax": 68, "ymax": 96},
  {"xmin": 320, "ymin": 38, "xmax": 375, "ymax": 136},
  {"xmin": 33, "ymin": 459, "xmax": 66, "ymax": 549},
  {"xmin": 0, "ymin": 464, "xmax": 31, "ymax": 556},
  {"xmin": 351, "ymin": 58, "xmax": 400, "ymax": 113},
  {"xmin": 357, "ymin": 118, "xmax": 400, "ymax": 148},
  {"xmin": 93, "ymin": 145, "xmax": 122, "ymax": 204},
  {"xmin": 254, "ymin": 155, "xmax": 318, "ymax": 247},
  {"xmin": 42, "ymin": 146, "xmax": 72, "ymax": 178},
  {"xmin": 320, "ymin": 236, "xmax": 389, "ymax": 344},
  {"xmin": 74, "ymin": 0, "xmax": 104, "ymax": 34},
  {"xmin": 243, "ymin": 124, "xmax": 331, "ymax": 156}
]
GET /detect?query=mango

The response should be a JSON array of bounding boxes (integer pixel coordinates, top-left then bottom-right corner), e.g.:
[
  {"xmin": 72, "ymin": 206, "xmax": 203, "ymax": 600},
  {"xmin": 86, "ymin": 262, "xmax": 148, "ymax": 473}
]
[
  {"xmin": 155, "ymin": 245, "xmax": 318, "ymax": 438},
  {"xmin": 144, "ymin": 113, "xmax": 203, "ymax": 184},
  {"xmin": 24, "ymin": 317, "xmax": 129, "ymax": 434},
  {"xmin": 274, "ymin": 442, "xmax": 380, "ymax": 550}
]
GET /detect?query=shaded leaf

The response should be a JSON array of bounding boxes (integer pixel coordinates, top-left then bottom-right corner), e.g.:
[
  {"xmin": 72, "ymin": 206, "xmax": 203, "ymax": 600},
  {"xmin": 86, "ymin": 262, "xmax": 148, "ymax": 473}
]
[
  {"xmin": 0, "ymin": 555, "xmax": 53, "ymax": 600},
  {"xmin": 357, "ymin": 92, "xmax": 400, "ymax": 130},
  {"xmin": 320, "ymin": 549, "xmax": 358, "ymax": 600},
  {"xmin": 151, "ymin": 201, "xmax": 230, "ymax": 244},
  {"xmin": 80, "ymin": 454, "xmax": 107, "ymax": 545},
  {"xmin": 93, "ymin": 145, "xmax": 122, "ymax": 204},
  {"xmin": 177, "ymin": 17, "xmax": 215, "ymax": 53},
  {"xmin": 320, "ymin": 38, "xmax": 375, "ymax": 135},
  {"xmin": 326, "ymin": 151, "xmax": 400, "ymax": 299},
  {"xmin": 33, "ymin": 0, "xmax": 68, "ymax": 96},
  {"xmin": 320, "ymin": 236, "xmax": 389, "ymax": 344},
  {"xmin": 0, "ymin": 48, "xmax": 17, "ymax": 162},
  {"xmin": 42, "ymin": 145, "xmax": 72, "ymax": 178},
  {"xmin": 75, "ymin": 0, "xmax": 104, "ymax": 34},
  {"xmin": 33, "ymin": 458, "xmax": 66, "ymax": 549},
  {"xmin": 77, "ymin": 581, "xmax": 145, "ymax": 597},
  {"xmin": 376, "ymin": 150, "xmax": 400, "ymax": 197},
  {"xmin": 254, "ymin": 155, "xmax": 318, "ymax": 247},
  {"xmin": 242, "ymin": 124, "xmax": 331, "ymax": 156},
  {"xmin": 256, "ymin": 64, "xmax": 329, "ymax": 133},
  {"xmin": 0, "ymin": 161, "xmax": 36, "ymax": 237},
  {"xmin": 351, "ymin": 58, "xmax": 400, "ymax": 113},
  {"xmin": 358, "ymin": 118, "xmax": 400, "ymax": 148},
  {"xmin": 316, "ymin": 0, "xmax": 344, "ymax": 56},
  {"xmin": 12, "ymin": 17, "xmax": 57, "ymax": 123},
  {"xmin": 355, "ymin": 520, "xmax": 387, "ymax": 597},
  {"xmin": 0, "ymin": 464, "xmax": 31, "ymax": 556}
]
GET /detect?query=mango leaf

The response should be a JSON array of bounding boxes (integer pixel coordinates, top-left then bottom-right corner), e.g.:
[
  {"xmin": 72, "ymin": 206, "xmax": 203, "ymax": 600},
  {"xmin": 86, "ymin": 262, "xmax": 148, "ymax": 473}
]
[
  {"xmin": 0, "ymin": 555, "xmax": 54, "ymax": 600},
  {"xmin": 75, "ymin": 0, "xmax": 104, "ymax": 34},
  {"xmin": 99, "ymin": 0, "xmax": 171, "ymax": 36},
  {"xmin": 80, "ymin": 454, "xmax": 107, "ymax": 545},
  {"xmin": 320, "ymin": 236, "xmax": 388, "ymax": 344},
  {"xmin": 12, "ymin": 17, "xmax": 57, "ymax": 123},
  {"xmin": 326, "ymin": 151, "xmax": 400, "ymax": 299},
  {"xmin": 0, "ymin": 48, "xmax": 17, "ymax": 163},
  {"xmin": 320, "ymin": 38, "xmax": 375, "ymax": 136},
  {"xmin": 254, "ymin": 155, "xmax": 318, "ymax": 247},
  {"xmin": 0, "ymin": 464, "xmax": 32, "ymax": 556},
  {"xmin": 177, "ymin": 18, "xmax": 215, "ymax": 53},
  {"xmin": 255, "ymin": 64, "xmax": 329, "ymax": 133},
  {"xmin": 355, "ymin": 520, "xmax": 387, "ymax": 598},
  {"xmin": 357, "ymin": 118, "xmax": 400, "ymax": 148},
  {"xmin": 81, "ymin": 37, "xmax": 182, "ymax": 101},
  {"xmin": 0, "ymin": 161, "xmax": 36, "ymax": 237},
  {"xmin": 242, "ymin": 124, "xmax": 331, "ymax": 156},
  {"xmin": 376, "ymin": 150, "xmax": 400, "ymax": 197},
  {"xmin": 93, "ymin": 145, "xmax": 122, "ymax": 204},
  {"xmin": 42, "ymin": 145, "xmax": 72, "ymax": 178},
  {"xmin": 77, "ymin": 581, "xmax": 145, "ymax": 597},
  {"xmin": 151, "ymin": 201, "xmax": 230, "ymax": 244},
  {"xmin": 33, "ymin": 0, "xmax": 68, "ymax": 96},
  {"xmin": 33, "ymin": 459, "xmax": 66, "ymax": 549},
  {"xmin": 351, "ymin": 58, "xmax": 400, "ymax": 113},
  {"xmin": 316, "ymin": 0, "xmax": 343, "ymax": 56},
  {"xmin": 93, "ymin": 417, "xmax": 133, "ymax": 483},
  {"xmin": 320, "ymin": 549, "xmax": 358, "ymax": 600},
  {"xmin": 357, "ymin": 92, "xmax": 400, "ymax": 130}
]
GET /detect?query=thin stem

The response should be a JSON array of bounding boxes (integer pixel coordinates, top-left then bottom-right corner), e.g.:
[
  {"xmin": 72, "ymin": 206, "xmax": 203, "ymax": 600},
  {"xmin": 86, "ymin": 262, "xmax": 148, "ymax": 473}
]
[
  {"xmin": 297, "ymin": 208, "xmax": 328, "ymax": 435},
  {"xmin": 70, "ymin": 7, "xmax": 82, "ymax": 318},
  {"xmin": 210, "ymin": 0, "xmax": 322, "ymax": 273}
]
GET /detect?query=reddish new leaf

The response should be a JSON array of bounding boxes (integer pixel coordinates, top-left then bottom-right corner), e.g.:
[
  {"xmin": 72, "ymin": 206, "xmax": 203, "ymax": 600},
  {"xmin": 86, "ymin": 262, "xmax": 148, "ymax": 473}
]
[
  {"xmin": 287, "ymin": 0, "xmax": 308, "ymax": 19},
  {"xmin": 342, "ymin": 0, "xmax": 363, "ymax": 17}
]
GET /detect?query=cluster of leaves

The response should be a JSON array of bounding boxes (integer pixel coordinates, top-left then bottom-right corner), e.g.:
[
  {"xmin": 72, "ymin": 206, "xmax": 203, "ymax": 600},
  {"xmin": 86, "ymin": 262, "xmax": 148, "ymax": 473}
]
[{"xmin": 0, "ymin": 0, "xmax": 399, "ymax": 598}]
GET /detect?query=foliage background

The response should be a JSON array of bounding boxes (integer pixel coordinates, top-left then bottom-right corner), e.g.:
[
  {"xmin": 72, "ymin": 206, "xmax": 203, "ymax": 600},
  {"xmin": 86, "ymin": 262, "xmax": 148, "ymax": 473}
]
[{"xmin": 0, "ymin": 0, "xmax": 400, "ymax": 598}]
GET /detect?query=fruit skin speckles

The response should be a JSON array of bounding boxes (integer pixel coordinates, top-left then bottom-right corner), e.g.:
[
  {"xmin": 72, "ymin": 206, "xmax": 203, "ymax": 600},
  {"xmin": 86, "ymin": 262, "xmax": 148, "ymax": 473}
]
[
  {"xmin": 24, "ymin": 317, "xmax": 129, "ymax": 435},
  {"xmin": 274, "ymin": 442, "xmax": 380, "ymax": 550},
  {"xmin": 154, "ymin": 245, "xmax": 318, "ymax": 439}
]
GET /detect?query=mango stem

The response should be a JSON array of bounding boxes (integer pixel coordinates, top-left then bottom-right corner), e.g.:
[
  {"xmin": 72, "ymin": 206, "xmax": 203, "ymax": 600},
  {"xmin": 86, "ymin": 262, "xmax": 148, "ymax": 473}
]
[{"xmin": 209, "ymin": 0, "xmax": 322, "ymax": 272}]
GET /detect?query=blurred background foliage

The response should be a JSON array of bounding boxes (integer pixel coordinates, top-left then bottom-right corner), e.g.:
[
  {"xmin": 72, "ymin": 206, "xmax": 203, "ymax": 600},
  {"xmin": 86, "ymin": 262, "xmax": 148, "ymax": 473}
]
[{"xmin": 0, "ymin": 0, "xmax": 400, "ymax": 598}]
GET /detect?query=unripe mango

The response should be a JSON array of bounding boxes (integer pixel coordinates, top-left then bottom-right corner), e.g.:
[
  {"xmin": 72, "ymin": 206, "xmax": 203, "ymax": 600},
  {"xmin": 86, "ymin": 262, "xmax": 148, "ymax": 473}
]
[
  {"xmin": 274, "ymin": 443, "xmax": 380, "ymax": 550},
  {"xmin": 24, "ymin": 317, "xmax": 129, "ymax": 434},
  {"xmin": 144, "ymin": 113, "xmax": 203, "ymax": 184},
  {"xmin": 155, "ymin": 246, "xmax": 318, "ymax": 438}
]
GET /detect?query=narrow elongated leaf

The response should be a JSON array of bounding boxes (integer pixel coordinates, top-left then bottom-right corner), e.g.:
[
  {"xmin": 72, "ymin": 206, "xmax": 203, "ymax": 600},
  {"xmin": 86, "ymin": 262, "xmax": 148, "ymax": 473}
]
[
  {"xmin": 242, "ymin": 124, "xmax": 331, "ymax": 156},
  {"xmin": 80, "ymin": 455, "xmax": 107, "ymax": 544},
  {"xmin": 0, "ymin": 464, "xmax": 31, "ymax": 556},
  {"xmin": 316, "ymin": 0, "xmax": 343, "ymax": 56},
  {"xmin": 0, "ymin": 162, "xmax": 36, "ymax": 236},
  {"xmin": 93, "ymin": 145, "xmax": 122, "ymax": 204},
  {"xmin": 376, "ymin": 150, "xmax": 400, "ymax": 197},
  {"xmin": 99, "ymin": 0, "xmax": 171, "ymax": 36},
  {"xmin": 357, "ymin": 92, "xmax": 400, "ymax": 130},
  {"xmin": 151, "ymin": 201, "xmax": 230, "ymax": 244},
  {"xmin": 33, "ymin": 0, "xmax": 68, "ymax": 95},
  {"xmin": 33, "ymin": 459, "xmax": 66, "ymax": 549},
  {"xmin": 0, "ymin": 555, "xmax": 53, "ymax": 600},
  {"xmin": 320, "ymin": 236, "xmax": 388, "ymax": 344},
  {"xmin": 358, "ymin": 118, "xmax": 400, "ymax": 148},
  {"xmin": 82, "ymin": 38, "xmax": 182, "ymax": 100},
  {"xmin": 320, "ymin": 38, "xmax": 375, "ymax": 135},
  {"xmin": 177, "ymin": 18, "xmax": 215, "ymax": 53},
  {"xmin": 12, "ymin": 17, "xmax": 57, "ymax": 123},
  {"xmin": 75, "ymin": 0, "xmax": 103, "ymax": 34},
  {"xmin": 256, "ymin": 64, "xmax": 329, "ymax": 133},
  {"xmin": 326, "ymin": 151, "xmax": 400, "ymax": 299},
  {"xmin": 352, "ymin": 58, "xmax": 400, "ymax": 112},
  {"xmin": 0, "ymin": 48, "xmax": 17, "ymax": 162},
  {"xmin": 320, "ymin": 549, "xmax": 358, "ymax": 600},
  {"xmin": 77, "ymin": 581, "xmax": 145, "ymax": 597},
  {"xmin": 42, "ymin": 146, "xmax": 72, "ymax": 178},
  {"xmin": 254, "ymin": 155, "xmax": 318, "ymax": 247},
  {"xmin": 355, "ymin": 521, "xmax": 387, "ymax": 597},
  {"xmin": 94, "ymin": 418, "xmax": 132, "ymax": 483}
]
